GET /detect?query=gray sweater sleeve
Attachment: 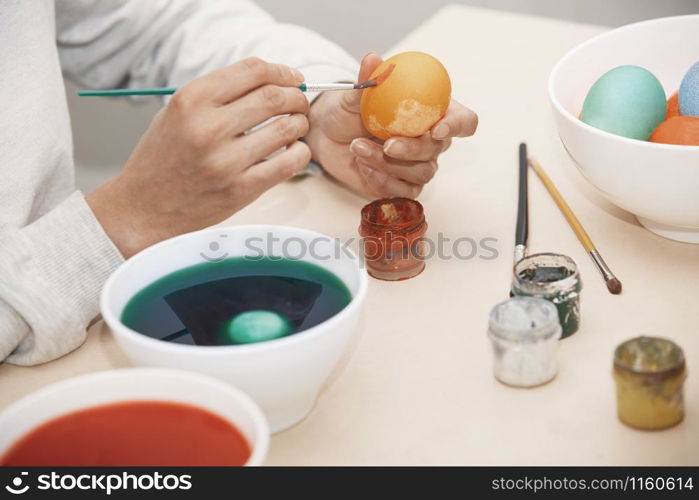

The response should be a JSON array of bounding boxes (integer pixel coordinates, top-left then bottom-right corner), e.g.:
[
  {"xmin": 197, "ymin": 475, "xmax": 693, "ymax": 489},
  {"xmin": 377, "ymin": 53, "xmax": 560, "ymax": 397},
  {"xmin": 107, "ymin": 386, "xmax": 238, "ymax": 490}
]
[
  {"xmin": 56, "ymin": 0, "xmax": 358, "ymax": 94},
  {"xmin": 0, "ymin": 0, "xmax": 357, "ymax": 365},
  {"xmin": 0, "ymin": 193, "xmax": 123, "ymax": 366}
]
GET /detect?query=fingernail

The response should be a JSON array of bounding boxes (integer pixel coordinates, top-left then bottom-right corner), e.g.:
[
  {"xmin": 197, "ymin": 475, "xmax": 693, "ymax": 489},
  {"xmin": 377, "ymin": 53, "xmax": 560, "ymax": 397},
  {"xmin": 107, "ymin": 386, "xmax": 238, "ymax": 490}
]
[
  {"xmin": 432, "ymin": 123, "xmax": 449, "ymax": 140},
  {"xmin": 292, "ymin": 68, "xmax": 304, "ymax": 82},
  {"xmin": 350, "ymin": 139, "xmax": 372, "ymax": 158},
  {"xmin": 384, "ymin": 139, "xmax": 406, "ymax": 157}
]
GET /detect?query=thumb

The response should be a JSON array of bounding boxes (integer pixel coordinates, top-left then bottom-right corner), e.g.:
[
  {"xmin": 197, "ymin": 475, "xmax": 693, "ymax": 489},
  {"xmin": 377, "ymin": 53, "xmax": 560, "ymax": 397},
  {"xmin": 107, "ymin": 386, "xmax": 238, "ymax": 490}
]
[{"xmin": 341, "ymin": 52, "xmax": 383, "ymax": 113}]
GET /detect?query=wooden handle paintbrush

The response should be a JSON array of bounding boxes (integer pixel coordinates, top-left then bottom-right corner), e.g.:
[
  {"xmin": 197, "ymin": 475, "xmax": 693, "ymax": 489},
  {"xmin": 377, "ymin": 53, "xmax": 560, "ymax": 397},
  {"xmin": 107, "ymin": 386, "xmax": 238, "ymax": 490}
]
[{"xmin": 528, "ymin": 157, "xmax": 622, "ymax": 295}]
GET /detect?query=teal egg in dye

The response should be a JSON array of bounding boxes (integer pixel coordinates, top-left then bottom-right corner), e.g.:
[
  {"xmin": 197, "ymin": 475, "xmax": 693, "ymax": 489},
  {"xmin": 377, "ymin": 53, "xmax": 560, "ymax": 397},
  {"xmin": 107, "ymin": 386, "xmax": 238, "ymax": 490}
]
[
  {"xmin": 581, "ymin": 65, "xmax": 666, "ymax": 140},
  {"xmin": 222, "ymin": 310, "xmax": 293, "ymax": 344}
]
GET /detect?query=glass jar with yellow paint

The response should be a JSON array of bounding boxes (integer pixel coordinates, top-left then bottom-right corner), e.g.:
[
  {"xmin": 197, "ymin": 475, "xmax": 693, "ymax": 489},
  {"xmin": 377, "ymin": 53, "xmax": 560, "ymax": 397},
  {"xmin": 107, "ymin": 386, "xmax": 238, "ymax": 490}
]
[{"xmin": 613, "ymin": 336, "xmax": 686, "ymax": 430}]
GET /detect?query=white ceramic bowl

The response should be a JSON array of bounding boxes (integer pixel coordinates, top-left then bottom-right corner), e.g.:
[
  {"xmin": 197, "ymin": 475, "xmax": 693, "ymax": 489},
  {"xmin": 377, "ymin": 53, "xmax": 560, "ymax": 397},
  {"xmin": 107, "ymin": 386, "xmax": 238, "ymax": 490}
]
[
  {"xmin": 549, "ymin": 15, "xmax": 699, "ymax": 243},
  {"xmin": 0, "ymin": 368, "xmax": 269, "ymax": 465},
  {"xmin": 101, "ymin": 225, "xmax": 368, "ymax": 432}
]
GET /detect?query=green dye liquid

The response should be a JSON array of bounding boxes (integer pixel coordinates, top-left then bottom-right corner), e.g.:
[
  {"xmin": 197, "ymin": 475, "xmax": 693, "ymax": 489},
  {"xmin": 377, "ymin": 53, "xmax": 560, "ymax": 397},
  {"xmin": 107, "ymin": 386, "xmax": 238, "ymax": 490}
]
[
  {"xmin": 513, "ymin": 265, "xmax": 581, "ymax": 338},
  {"xmin": 121, "ymin": 257, "xmax": 352, "ymax": 346}
]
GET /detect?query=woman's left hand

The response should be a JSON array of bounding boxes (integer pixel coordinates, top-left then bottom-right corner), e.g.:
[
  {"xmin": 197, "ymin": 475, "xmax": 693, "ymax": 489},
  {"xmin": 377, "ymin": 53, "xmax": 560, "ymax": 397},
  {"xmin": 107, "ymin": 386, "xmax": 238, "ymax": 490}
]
[{"xmin": 304, "ymin": 52, "xmax": 478, "ymax": 199}]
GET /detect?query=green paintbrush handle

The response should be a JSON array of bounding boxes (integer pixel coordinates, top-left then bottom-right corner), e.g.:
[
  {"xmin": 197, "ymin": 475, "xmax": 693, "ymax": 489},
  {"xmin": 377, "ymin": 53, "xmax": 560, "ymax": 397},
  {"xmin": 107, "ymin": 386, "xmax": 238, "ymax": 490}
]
[
  {"xmin": 77, "ymin": 83, "xmax": 361, "ymax": 97},
  {"xmin": 76, "ymin": 87, "xmax": 179, "ymax": 97}
]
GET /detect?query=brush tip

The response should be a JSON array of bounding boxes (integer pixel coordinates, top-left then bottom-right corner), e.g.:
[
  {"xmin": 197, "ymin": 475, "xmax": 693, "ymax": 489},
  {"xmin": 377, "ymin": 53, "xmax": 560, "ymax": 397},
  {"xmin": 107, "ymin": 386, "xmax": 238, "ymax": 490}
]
[
  {"xmin": 374, "ymin": 64, "xmax": 396, "ymax": 86},
  {"xmin": 606, "ymin": 277, "xmax": 622, "ymax": 295}
]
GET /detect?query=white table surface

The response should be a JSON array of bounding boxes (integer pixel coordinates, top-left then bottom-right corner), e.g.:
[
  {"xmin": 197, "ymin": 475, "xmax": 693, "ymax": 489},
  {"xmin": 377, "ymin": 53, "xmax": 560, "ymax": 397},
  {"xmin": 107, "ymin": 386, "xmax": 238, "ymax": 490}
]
[{"xmin": 2, "ymin": 5, "xmax": 698, "ymax": 465}]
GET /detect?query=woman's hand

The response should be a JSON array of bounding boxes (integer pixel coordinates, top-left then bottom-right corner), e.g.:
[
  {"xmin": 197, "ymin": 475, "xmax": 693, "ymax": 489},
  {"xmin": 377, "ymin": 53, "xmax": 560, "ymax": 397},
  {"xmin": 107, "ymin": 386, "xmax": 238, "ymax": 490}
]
[
  {"xmin": 88, "ymin": 57, "xmax": 311, "ymax": 258},
  {"xmin": 304, "ymin": 52, "xmax": 478, "ymax": 199}
]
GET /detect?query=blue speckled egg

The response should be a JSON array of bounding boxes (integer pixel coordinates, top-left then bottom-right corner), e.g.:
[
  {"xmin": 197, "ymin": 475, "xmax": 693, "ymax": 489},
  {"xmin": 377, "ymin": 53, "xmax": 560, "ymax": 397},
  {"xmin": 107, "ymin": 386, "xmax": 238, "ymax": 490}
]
[
  {"xmin": 581, "ymin": 65, "xmax": 666, "ymax": 140},
  {"xmin": 679, "ymin": 61, "xmax": 699, "ymax": 117}
]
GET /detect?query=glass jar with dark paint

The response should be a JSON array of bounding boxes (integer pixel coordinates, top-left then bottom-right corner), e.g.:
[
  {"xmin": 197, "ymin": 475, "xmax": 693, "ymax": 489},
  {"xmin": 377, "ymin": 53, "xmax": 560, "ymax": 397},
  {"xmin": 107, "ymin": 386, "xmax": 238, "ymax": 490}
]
[{"xmin": 511, "ymin": 253, "xmax": 582, "ymax": 338}]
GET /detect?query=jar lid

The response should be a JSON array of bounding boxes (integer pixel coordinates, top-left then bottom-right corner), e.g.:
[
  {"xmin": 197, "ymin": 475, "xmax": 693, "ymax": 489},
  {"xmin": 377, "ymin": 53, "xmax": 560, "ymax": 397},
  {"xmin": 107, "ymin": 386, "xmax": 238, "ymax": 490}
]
[
  {"xmin": 614, "ymin": 336, "xmax": 685, "ymax": 376},
  {"xmin": 360, "ymin": 197, "xmax": 425, "ymax": 231},
  {"xmin": 488, "ymin": 297, "xmax": 562, "ymax": 343}
]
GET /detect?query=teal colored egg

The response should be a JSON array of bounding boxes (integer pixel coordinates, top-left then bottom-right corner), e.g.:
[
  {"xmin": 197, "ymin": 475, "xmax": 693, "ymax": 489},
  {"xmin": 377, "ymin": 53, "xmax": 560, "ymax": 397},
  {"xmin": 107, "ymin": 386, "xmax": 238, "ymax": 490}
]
[
  {"xmin": 222, "ymin": 310, "xmax": 293, "ymax": 344},
  {"xmin": 581, "ymin": 65, "xmax": 666, "ymax": 140}
]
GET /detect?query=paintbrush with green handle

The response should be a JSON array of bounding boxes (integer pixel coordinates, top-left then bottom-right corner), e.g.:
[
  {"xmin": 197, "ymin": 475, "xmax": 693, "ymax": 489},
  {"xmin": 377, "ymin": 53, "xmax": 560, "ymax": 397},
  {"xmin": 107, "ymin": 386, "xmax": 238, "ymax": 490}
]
[{"xmin": 77, "ymin": 64, "xmax": 395, "ymax": 97}]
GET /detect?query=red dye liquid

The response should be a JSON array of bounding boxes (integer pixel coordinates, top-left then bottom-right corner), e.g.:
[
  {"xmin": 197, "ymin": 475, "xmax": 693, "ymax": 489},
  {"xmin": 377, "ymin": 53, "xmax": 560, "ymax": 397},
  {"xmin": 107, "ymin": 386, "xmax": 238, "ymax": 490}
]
[
  {"xmin": 359, "ymin": 197, "xmax": 427, "ymax": 281},
  {"xmin": 1, "ymin": 401, "xmax": 251, "ymax": 466}
]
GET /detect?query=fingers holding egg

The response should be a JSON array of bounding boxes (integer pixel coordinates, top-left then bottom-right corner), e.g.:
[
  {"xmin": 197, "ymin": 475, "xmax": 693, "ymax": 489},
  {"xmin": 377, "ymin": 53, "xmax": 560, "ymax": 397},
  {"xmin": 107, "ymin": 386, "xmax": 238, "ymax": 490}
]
[
  {"xmin": 431, "ymin": 100, "xmax": 479, "ymax": 139},
  {"xmin": 356, "ymin": 161, "xmax": 423, "ymax": 199},
  {"xmin": 350, "ymin": 138, "xmax": 438, "ymax": 186},
  {"xmin": 351, "ymin": 50, "xmax": 479, "ymax": 198},
  {"xmin": 383, "ymin": 133, "xmax": 450, "ymax": 162}
]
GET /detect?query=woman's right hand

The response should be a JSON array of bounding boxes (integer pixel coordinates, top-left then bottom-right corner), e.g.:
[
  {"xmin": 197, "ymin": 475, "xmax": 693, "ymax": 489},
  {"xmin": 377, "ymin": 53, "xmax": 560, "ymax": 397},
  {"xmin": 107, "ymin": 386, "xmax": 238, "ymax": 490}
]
[{"xmin": 87, "ymin": 57, "xmax": 311, "ymax": 258}]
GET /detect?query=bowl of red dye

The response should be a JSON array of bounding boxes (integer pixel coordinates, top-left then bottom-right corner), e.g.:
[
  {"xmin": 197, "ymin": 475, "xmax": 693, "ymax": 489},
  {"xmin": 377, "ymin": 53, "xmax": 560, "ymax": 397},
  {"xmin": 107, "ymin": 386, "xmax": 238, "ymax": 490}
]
[{"xmin": 0, "ymin": 368, "xmax": 269, "ymax": 466}]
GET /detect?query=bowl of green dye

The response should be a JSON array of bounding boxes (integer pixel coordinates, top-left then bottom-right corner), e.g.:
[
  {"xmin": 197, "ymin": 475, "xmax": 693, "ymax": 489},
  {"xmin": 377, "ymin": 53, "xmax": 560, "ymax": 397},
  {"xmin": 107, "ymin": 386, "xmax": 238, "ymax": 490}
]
[
  {"xmin": 101, "ymin": 225, "xmax": 368, "ymax": 432},
  {"xmin": 549, "ymin": 15, "xmax": 699, "ymax": 242}
]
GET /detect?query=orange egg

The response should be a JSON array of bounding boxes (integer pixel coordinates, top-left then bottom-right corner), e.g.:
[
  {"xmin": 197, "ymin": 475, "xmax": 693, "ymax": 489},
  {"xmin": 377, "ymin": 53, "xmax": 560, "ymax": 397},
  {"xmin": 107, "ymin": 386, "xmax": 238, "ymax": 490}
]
[
  {"xmin": 650, "ymin": 116, "xmax": 699, "ymax": 146},
  {"xmin": 360, "ymin": 52, "xmax": 451, "ymax": 140},
  {"xmin": 667, "ymin": 91, "xmax": 680, "ymax": 118}
]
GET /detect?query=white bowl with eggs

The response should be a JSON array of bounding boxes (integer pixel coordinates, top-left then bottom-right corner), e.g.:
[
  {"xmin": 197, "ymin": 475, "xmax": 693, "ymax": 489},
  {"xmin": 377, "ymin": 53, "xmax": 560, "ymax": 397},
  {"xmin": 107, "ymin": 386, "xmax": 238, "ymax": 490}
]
[
  {"xmin": 0, "ymin": 368, "xmax": 269, "ymax": 466},
  {"xmin": 101, "ymin": 225, "xmax": 368, "ymax": 433},
  {"xmin": 549, "ymin": 15, "xmax": 699, "ymax": 243}
]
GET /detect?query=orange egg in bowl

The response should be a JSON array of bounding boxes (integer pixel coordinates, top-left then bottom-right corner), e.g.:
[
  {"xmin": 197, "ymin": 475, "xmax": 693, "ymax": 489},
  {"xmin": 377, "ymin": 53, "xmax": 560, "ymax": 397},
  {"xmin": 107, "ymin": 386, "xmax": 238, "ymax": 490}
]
[
  {"xmin": 667, "ymin": 92, "xmax": 680, "ymax": 119},
  {"xmin": 360, "ymin": 51, "xmax": 451, "ymax": 141},
  {"xmin": 650, "ymin": 116, "xmax": 699, "ymax": 146}
]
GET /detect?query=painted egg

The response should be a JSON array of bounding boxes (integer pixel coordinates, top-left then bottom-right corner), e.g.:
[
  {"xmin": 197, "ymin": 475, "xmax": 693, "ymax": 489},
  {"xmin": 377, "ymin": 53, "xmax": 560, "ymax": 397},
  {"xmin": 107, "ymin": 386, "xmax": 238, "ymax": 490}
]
[
  {"xmin": 679, "ymin": 61, "xmax": 699, "ymax": 117},
  {"xmin": 581, "ymin": 65, "xmax": 666, "ymax": 140},
  {"xmin": 223, "ymin": 310, "xmax": 292, "ymax": 344},
  {"xmin": 650, "ymin": 116, "xmax": 699, "ymax": 146},
  {"xmin": 360, "ymin": 51, "xmax": 451, "ymax": 140},
  {"xmin": 667, "ymin": 92, "xmax": 680, "ymax": 119}
]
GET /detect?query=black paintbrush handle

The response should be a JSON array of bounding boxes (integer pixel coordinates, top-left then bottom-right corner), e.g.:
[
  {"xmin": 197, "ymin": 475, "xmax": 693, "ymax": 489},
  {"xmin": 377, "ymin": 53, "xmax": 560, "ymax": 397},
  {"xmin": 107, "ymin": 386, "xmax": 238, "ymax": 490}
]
[{"xmin": 515, "ymin": 142, "xmax": 528, "ymax": 248}]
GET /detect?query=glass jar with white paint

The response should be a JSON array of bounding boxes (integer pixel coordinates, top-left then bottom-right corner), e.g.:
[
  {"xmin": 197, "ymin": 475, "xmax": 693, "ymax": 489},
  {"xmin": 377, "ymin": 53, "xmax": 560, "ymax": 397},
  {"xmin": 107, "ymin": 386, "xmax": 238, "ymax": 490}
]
[{"xmin": 487, "ymin": 297, "xmax": 562, "ymax": 387}]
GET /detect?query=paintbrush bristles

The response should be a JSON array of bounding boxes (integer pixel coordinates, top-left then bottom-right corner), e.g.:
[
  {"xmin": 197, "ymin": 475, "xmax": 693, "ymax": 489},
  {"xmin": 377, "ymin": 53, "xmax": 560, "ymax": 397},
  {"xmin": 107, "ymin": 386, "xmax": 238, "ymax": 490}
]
[{"xmin": 606, "ymin": 278, "xmax": 622, "ymax": 295}]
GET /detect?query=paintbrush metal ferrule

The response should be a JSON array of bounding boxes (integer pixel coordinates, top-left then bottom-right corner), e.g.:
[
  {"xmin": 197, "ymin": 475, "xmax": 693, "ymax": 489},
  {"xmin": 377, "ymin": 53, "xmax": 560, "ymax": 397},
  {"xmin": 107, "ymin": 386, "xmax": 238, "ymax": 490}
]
[
  {"xmin": 590, "ymin": 249, "xmax": 614, "ymax": 281},
  {"xmin": 513, "ymin": 244, "xmax": 527, "ymax": 264},
  {"xmin": 590, "ymin": 249, "xmax": 622, "ymax": 294}
]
